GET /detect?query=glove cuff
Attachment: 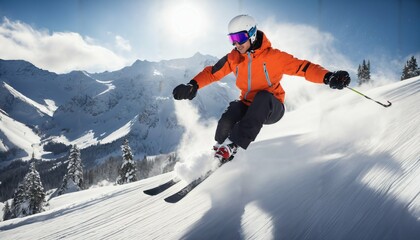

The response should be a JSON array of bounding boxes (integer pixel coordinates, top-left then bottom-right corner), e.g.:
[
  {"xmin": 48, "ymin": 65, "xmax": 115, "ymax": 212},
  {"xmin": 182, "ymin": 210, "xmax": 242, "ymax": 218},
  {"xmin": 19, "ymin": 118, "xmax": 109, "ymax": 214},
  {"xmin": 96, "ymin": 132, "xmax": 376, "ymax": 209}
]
[
  {"xmin": 188, "ymin": 79, "xmax": 199, "ymax": 90},
  {"xmin": 323, "ymin": 72, "xmax": 333, "ymax": 85}
]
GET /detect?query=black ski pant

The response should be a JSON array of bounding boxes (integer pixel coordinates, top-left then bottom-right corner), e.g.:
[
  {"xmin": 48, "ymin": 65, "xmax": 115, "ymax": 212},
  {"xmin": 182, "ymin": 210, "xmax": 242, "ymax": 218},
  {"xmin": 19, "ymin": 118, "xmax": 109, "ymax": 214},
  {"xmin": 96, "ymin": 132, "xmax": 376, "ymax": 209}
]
[{"xmin": 215, "ymin": 90, "xmax": 285, "ymax": 149}]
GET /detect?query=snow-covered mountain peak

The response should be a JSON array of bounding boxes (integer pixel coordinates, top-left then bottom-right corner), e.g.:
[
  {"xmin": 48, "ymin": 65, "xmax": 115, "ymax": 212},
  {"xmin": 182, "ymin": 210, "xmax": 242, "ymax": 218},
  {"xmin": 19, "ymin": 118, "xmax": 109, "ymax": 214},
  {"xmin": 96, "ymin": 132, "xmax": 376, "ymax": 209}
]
[
  {"xmin": 0, "ymin": 59, "xmax": 38, "ymax": 72},
  {"xmin": 0, "ymin": 54, "xmax": 237, "ymax": 164}
]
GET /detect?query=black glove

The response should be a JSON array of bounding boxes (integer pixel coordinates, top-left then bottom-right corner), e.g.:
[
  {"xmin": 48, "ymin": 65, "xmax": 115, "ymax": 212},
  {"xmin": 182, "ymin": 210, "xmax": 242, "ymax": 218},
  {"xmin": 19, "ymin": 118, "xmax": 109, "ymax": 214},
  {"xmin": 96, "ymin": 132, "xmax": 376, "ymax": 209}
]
[
  {"xmin": 324, "ymin": 71, "xmax": 351, "ymax": 90},
  {"xmin": 173, "ymin": 80, "xmax": 198, "ymax": 100}
]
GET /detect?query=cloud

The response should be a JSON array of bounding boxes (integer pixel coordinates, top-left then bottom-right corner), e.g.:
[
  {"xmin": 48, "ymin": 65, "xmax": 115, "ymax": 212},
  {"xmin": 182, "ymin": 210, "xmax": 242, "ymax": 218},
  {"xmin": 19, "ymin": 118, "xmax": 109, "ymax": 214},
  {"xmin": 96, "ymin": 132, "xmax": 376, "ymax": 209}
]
[
  {"xmin": 0, "ymin": 17, "xmax": 129, "ymax": 73},
  {"xmin": 115, "ymin": 35, "xmax": 132, "ymax": 52},
  {"xmin": 260, "ymin": 17, "xmax": 353, "ymax": 71}
]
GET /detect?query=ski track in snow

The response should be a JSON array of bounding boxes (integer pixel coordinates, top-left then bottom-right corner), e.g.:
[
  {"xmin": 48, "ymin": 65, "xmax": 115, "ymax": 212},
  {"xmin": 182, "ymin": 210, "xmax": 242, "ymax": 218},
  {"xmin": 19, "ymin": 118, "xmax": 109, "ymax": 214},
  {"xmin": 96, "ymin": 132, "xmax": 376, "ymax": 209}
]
[{"xmin": 0, "ymin": 77, "xmax": 419, "ymax": 239}]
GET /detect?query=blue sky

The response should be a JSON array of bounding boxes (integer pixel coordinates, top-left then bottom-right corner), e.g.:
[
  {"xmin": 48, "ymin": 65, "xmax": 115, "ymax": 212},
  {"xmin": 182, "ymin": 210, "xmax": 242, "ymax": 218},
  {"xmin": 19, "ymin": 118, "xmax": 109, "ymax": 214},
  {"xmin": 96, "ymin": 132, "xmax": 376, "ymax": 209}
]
[{"xmin": 0, "ymin": 0, "xmax": 418, "ymax": 78}]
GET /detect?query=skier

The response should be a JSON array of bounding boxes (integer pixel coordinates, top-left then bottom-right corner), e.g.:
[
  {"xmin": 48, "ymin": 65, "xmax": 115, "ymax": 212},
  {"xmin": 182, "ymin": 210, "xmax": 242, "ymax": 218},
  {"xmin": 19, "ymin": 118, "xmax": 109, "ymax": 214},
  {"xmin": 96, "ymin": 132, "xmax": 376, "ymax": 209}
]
[{"xmin": 173, "ymin": 14, "xmax": 350, "ymax": 162}]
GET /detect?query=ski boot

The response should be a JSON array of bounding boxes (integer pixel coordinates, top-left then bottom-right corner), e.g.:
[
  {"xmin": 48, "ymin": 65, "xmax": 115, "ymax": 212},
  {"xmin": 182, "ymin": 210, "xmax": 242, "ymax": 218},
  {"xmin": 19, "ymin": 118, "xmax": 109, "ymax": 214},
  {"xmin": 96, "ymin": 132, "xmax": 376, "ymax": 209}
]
[{"xmin": 214, "ymin": 140, "xmax": 238, "ymax": 164}]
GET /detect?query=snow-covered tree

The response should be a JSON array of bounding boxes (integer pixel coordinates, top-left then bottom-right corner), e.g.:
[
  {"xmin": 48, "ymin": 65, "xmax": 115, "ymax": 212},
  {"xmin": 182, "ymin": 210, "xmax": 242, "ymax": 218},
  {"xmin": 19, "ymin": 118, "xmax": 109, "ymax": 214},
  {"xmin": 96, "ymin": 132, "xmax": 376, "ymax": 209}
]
[
  {"xmin": 2, "ymin": 201, "xmax": 12, "ymax": 221},
  {"xmin": 116, "ymin": 139, "xmax": 137, "ymax": 184},
  {"xmin": 357, "ymin": 59, "xmax": 371, "ymax": 86},
  {"xmin": 9, "ymin": 162, "xmax": 45, "ymax": 219},
  {"xmin": 57, "ymin": 145, "xmax": 84, "ymax": 195},
  {"xmin": 11, "ymin": 183, "xmax": 27, "ymax": 218},
  {"xmin": 401, "ymin": 56, "xmax": 420, "ymax": 80},
  {"xmin": 24, "ymin": 162, "xmax": 46, "ymax": 215}
]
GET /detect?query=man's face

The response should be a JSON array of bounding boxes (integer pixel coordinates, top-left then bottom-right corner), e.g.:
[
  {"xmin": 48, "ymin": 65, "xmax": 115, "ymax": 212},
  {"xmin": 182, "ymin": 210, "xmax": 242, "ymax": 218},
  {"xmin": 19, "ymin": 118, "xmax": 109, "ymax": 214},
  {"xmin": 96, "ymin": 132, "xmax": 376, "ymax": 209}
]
[{"xmin": 234, "ymin": 40, "xmax": 251, "ymax": 54}]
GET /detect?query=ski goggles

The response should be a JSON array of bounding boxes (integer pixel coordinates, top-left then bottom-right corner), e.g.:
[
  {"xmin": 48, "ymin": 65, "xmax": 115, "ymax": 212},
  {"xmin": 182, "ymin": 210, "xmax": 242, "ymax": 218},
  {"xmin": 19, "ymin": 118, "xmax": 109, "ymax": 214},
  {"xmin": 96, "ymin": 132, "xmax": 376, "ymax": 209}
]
[{"xmin": 228, "ymin": 31, "xmax": 249, "ymax": 45}]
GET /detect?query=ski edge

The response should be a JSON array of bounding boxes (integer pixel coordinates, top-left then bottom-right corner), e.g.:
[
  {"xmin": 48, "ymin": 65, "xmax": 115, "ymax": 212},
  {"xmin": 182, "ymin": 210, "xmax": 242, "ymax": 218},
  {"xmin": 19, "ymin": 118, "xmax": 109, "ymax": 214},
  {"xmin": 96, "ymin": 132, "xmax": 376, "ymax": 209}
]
[
  {"xmin": 163, "ymin": 168, "xmax": 218, "ymax": 203},
  {"xmin": 143, "ymin": 179, "xmax": 180, "ymax": 196}
]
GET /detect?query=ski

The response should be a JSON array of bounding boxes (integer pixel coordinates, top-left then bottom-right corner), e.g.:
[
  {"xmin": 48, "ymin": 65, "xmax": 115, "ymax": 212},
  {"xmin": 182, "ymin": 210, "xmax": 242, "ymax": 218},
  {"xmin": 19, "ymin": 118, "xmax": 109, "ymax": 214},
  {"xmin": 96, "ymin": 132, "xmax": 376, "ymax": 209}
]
[
  {"xmin": 164, "ymin": 160, "xmax": 228, "ymax": 203},
  {"xmin": 143, "ymin": 179, "xmax": 180, "ymax": 196},
  {"xmin": 164, "ymin": 169, "xmax": 214, "ymax": 203}
]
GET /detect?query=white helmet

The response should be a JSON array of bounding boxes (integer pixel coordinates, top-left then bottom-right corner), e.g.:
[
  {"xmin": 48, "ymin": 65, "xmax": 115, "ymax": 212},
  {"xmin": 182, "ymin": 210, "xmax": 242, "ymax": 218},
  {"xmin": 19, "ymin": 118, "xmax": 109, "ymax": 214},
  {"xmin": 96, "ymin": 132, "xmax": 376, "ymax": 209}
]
[{"xmin": 228, "ymin": 14, "xmax": 257, "ymax": 43}]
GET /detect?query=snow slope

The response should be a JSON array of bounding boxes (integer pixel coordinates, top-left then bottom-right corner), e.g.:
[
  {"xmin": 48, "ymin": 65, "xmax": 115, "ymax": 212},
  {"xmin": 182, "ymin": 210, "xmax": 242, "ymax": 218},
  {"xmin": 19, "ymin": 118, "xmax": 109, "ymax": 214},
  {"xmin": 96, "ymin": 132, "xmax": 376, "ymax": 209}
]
[
  {"xmin": 0, "ymin": 77, "xmax": 419, "ymax": 239},
  {"xmin": 2, "ymin": 82, "xmax": 55, "ymax": 117},
  {"xmin": 0, "ymin": 110, "xmax": 43, "ymax": 161}
]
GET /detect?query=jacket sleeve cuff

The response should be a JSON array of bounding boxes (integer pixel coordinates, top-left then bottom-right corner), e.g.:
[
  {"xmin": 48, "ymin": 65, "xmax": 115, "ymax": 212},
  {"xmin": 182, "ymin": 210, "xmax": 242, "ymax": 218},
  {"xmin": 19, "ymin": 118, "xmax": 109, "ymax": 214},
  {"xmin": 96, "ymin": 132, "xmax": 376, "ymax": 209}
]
[
  {"xmin": 189, "ymin": 79, "xmax": 199, "ymax": 89},
  {"xmin": 323, "ymin": 72, "xmax": 332, "ymax": 85}
]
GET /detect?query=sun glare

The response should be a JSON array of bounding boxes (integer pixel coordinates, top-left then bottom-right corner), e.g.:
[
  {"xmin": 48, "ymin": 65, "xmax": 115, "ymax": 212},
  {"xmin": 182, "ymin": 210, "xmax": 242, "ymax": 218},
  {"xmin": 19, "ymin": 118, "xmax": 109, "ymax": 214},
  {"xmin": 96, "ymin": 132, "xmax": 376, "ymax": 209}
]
[{"xmin": 162, "ymin": 2, "xmax": 207, "ymax": 43}]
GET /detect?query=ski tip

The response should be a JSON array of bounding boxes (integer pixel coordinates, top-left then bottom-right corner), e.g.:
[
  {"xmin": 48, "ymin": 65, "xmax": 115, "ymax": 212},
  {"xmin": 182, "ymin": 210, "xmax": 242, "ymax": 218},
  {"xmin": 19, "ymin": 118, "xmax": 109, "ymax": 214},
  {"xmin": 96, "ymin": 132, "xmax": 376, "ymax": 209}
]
[
  {"xmin": 143, "ymin": 190, "xmax": 157, "ymax": 196},
  {"xmin": 143, "ymin": 179, "xmax": 180, "ymax": 196},
  {"xmin": 164, "ymin": 198, "xmax": 177, "ymax": 203},
  {"xmin": 164, "ymin": 193, "xmax": 184, "ymax": 203}
]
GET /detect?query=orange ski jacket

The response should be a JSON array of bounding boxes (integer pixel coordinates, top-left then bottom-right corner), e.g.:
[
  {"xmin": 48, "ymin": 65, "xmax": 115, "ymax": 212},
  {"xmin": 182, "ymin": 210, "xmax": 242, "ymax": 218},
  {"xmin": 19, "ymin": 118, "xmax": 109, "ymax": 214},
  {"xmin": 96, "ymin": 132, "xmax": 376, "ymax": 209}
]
[{"xmin": 192, "ymin": 31, "xmax": 329, "ymax": 105}]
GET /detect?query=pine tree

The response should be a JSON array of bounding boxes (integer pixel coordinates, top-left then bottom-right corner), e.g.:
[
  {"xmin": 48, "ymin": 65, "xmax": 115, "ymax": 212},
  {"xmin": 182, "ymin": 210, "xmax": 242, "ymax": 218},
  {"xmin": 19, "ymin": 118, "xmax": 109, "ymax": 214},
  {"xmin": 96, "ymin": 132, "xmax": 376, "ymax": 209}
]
[
  {"xmin": 116, "ymin": 139, "xmax": 137, "ymax": 184},
  {"xmin": 57, "ymin": 145, "xmax": 84, "ymax": 195},
  {"xmin": 401, "ymin": 56, "xmax": 420, "ymax": 80},
  {"xmin": 357, "ymin": 59, "xmax": 371, "ymax": 86},
  {"xmin": 10, "ymin": 162, "xmax": 45, "ymax": 218},
  {"xmin": 11, "ymin": 183, "xmax": 27, "ymax": 218},
  {"xmin": 24, "ymin": 162, "xmax": 46, "ymax": 215},
  {"xmin": 3, "ymin": 201, "xmax": 12, "ymax": 220}
]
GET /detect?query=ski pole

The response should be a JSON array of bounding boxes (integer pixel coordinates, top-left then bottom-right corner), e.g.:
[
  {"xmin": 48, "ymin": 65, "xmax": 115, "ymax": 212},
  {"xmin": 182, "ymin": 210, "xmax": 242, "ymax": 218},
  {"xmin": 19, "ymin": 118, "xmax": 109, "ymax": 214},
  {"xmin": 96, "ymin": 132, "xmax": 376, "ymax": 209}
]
[{"xmin": 346, "ymin": 87, "xmax": 392, "ymax": 108}]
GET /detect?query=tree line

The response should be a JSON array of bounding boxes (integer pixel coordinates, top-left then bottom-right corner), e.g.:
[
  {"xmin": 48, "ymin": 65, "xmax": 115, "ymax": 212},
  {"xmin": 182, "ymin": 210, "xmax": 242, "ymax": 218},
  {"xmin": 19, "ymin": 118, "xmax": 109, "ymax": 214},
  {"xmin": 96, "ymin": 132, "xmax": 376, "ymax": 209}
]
[
  {"xmin": 357, "ymin": 56, "xmax": 419, "ymax": 85},
  {"xmin": 2, "ymin": 139, "xmax": 177, "ymax": 221}
]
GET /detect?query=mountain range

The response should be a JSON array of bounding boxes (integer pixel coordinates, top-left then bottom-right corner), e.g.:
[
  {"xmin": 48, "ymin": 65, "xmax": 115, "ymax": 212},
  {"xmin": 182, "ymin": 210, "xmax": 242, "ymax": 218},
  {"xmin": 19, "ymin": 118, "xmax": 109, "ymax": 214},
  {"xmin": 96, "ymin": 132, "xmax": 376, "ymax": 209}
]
[{"xmin": 0, "ymin": 53, "xmax": 238, "ymax": 168}]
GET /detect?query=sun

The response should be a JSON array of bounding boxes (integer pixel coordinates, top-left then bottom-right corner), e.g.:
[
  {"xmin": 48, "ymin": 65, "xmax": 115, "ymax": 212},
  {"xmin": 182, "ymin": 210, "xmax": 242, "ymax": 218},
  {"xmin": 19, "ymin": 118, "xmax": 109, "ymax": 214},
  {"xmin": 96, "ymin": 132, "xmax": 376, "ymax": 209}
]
[
  {"xmin": 170, "ymin": 5, "xmax": 200, "ymax": 35},
  {"xmin": 161, "ymin": 2, "xmax": 207, "ymax": 43}
]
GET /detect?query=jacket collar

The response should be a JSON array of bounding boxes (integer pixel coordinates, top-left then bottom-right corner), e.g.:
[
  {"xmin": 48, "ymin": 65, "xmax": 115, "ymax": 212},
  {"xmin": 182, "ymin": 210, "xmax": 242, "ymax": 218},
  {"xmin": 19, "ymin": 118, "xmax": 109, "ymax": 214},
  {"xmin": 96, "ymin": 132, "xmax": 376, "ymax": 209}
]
[{"xmin": 247, "ymin": 30, "xmax": 271, "ymax": 56}]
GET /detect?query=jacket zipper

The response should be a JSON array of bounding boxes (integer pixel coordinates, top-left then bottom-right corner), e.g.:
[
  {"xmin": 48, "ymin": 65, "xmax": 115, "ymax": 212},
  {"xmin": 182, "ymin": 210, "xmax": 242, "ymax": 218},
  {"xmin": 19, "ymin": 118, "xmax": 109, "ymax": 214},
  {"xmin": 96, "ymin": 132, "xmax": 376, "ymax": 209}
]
[
  {"xmin": 263, "ymin": 63, "xmax": 272, "ymax": 87},
  {"xmin": 244, "ymin": 52, "xmax": 252, "ymax": 100}
]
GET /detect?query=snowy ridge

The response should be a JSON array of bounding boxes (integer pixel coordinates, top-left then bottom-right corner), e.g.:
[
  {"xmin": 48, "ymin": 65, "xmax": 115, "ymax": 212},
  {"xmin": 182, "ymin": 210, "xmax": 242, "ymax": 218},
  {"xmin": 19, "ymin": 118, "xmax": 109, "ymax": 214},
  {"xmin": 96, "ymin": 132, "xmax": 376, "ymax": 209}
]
[
  {"xmin": 3, "ymin": 82, "xmax": 55, "ymax": 117},
  {"xmin": 99, "ymin": 115, "xmax": 138, "ymax": 145},
  {"xmin": 0, "ymin": 77, "xmax": 418, "ymax": 239},
  {"xmin": 0, "ymin": 54, "xmax": 237, "ymax": 162}
]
